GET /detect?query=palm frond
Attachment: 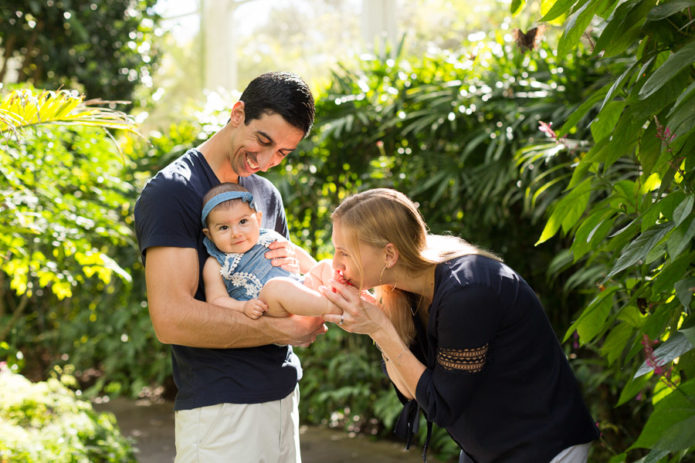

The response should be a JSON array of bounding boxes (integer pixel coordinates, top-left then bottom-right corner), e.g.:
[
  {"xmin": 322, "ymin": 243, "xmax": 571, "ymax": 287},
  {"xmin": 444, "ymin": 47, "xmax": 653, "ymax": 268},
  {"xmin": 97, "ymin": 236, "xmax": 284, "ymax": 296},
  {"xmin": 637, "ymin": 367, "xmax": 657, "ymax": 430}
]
[{"xmin": 0, "ymin": 89, "xmax": 136, "ymax": 134}]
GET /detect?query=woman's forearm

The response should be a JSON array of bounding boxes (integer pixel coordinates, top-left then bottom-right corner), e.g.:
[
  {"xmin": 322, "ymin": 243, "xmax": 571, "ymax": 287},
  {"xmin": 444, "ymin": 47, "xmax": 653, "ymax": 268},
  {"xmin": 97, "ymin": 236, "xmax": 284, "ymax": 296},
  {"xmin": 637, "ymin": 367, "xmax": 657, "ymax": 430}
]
[{"xmin": 371, "ymin": 326, "xmax": 426, "ymax": 400}]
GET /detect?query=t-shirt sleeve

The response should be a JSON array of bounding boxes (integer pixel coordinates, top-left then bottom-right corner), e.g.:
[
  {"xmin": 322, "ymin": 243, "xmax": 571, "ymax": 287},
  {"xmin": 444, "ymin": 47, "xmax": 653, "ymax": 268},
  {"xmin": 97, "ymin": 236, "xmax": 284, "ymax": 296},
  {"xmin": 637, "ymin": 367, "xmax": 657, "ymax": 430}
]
[
  {"xmin": 134, "ymin": 177, "xmax": 200, "ymax": 261},
  {"xmin": 244, "ymin": 176, "xmax": 289, "ymax": 239},
  {"xmin": 415, "ymin": 284, "xmax": 501, "ymax": 427}
]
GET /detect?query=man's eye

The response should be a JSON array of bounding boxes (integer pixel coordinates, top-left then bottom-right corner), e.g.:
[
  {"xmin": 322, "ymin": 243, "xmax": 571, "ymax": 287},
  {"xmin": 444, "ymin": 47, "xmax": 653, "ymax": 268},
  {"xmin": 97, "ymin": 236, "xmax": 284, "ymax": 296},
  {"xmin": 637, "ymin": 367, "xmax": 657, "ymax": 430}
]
[{"xmin": 258, "ymin": 137, "xmax": 271, "ymax": 146}]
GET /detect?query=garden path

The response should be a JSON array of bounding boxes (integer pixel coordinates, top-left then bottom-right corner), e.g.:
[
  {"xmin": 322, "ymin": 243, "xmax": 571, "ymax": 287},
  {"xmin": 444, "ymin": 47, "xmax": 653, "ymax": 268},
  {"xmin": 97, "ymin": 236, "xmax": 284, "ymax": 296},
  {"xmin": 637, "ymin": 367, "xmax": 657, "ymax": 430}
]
[{"xmin": 95, "ymin": 397, "xmax": 430, "ymax": 463}]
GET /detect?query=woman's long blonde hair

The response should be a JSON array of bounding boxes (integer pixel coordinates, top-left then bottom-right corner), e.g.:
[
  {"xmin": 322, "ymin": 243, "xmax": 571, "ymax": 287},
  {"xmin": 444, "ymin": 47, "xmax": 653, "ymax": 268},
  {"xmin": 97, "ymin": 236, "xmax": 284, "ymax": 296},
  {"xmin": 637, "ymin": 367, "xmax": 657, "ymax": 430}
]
[{"xmin": 332, "ymin": 188, "xmax": 500, "ymax": 345}]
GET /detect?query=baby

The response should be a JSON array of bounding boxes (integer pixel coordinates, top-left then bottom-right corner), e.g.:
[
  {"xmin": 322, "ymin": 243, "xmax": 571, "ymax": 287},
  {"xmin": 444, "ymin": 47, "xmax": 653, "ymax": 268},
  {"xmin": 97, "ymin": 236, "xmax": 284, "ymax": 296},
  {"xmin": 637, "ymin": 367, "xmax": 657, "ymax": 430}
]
[{"xmin": 201, "ymin": 182, "xmax": 341, "ymax": 319}]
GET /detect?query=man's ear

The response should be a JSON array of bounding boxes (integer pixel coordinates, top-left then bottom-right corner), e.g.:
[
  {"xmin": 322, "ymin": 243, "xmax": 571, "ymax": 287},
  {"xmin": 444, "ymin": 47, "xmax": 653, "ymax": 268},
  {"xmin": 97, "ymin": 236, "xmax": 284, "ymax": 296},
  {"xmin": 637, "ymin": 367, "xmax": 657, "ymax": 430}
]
[
  {"xmin": 384, "ymin": 243, "xmax": 399, "ymax": 268},
  {"xmin": 229, "ymin": 101, "xmax": 245, "ymax": 127}
]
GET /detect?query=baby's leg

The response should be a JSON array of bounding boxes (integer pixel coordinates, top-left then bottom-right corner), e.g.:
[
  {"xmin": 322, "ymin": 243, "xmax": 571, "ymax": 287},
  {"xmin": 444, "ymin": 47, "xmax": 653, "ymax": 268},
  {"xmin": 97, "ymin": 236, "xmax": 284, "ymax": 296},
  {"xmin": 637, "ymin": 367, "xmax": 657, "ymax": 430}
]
[{"xmin": 259, "ymin": 277, "xmax": 341, "ymax": 318}]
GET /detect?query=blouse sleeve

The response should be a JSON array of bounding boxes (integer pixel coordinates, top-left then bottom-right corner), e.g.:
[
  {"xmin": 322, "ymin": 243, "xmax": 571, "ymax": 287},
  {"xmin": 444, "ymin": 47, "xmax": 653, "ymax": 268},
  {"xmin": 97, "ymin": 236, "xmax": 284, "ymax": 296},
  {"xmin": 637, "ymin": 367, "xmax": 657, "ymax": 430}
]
[{"xmin": 415, "ymin": 284, "xmax": 502, "ymax": 427}]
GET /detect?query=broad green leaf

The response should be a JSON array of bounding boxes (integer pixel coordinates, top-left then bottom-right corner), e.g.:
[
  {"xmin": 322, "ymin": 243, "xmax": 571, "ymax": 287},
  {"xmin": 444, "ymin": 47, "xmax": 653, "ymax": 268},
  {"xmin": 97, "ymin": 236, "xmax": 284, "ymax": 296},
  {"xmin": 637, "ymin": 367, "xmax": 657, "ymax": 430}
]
[
  {"xmin": 541, "ymin": 0, "xmax": 583, "ymax": 21},
  {"xmin": 675, "ymin": 278, "xmax": 695, "ymax": 309},
  {"xmin": 601, "ymin": 323, "xmax": 635, "ymax": 365},
  {"xmin": 665, "ymin": 90, "xmax": 695, "ymax": 139},
  {"xmin": 643, "ymin": 450, "xmax": 671, "ymax": 463},
  {"xmin": 510, "ymin": 0, "xmax": 525, "ymax": 14},
  {"xmin": 590, "ymin": 100, "xmax": 626, "ymax": 142},
  {"xmin": 536, "ymin": 178, "xmax": 593, "ymax": 245},
  {"xmin": 564, "ymin": 286, "xmax": 619, "ymax": 343},
  {"xmin": 561, "ymin": 179, "xmax": 593, "ymax": 233},
  {"xmin": 632, "ymin": 378, "xmax": 695, "ymax": 451},
  {"xmin": 571, "ymin": 208, "xmax": 614, "ymax": 260},
  {"xmin": 635, "ymin": 332, "xmax": 695, "ymax": 378},
  {"xmin": 558, "ymin": 0, "xmax": 605, "ymax": 57},
  {"xmin": 639, "ymin": 39, "xmax": 695, "ymax": 100},
  {"xmin": 617, "ymin": 373, "xmax": 650, "ymax": 406},
  {"xmin": 558, "ymin": 86, "xmax": 609, "ymax": 136},
  {"xmin": 672, "ymin": 195, "xmax": 694, "ymax": 224},
  {"xmin": 608, "ymin": 223, "xmax": 673, "ymax": 277},
  {"xmin": 595, "ymin": 0, "xmax": 656, "ymax": 58},
  {"xmin": 637, "ymin": 123, "xmax": 661, "ymax": 176},
  {"xmin": 600, "ymin": 61, "xmax": 638, "ymax": 112},
  {"xmin": 647, "ymin": 0, "xmax": 695, "ymax": 20},
  {"xmin": 666, "ymin": 217, "xmax": 695, "ymax": 258},
  {"xmin": 652, "ymin": 415, "xmax": 695, "ymax": 451},
  {"xmin": 681, "ymin": 327, "xmax": 695, "ymax": 350},
  {"xmin": 651, "ymin": 252, "xmax": 694, "ymax": 295},
  {"xmin": 667, "ymin": 80, "xmax": 695, "ymax": 116},
  {"xmin": 602, "ymin": 113, "xmax": 643, "ymax": 169}
]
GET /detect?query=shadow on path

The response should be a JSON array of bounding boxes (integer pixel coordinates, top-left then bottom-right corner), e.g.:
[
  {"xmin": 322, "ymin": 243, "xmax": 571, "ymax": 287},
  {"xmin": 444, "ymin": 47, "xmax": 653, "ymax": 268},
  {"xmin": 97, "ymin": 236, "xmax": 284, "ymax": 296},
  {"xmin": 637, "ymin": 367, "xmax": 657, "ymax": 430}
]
[{"xmin": 95, "ymin": 397, "xmax": 429, "ymax": 463}]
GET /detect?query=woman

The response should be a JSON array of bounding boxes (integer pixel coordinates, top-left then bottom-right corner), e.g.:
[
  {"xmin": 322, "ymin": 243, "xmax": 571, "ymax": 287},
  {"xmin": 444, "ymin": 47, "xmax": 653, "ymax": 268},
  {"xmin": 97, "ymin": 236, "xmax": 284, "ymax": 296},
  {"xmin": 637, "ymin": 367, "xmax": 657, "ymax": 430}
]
[{"xmin": 320, "ymin": 188, "xmax": 599, "ymax": 463}]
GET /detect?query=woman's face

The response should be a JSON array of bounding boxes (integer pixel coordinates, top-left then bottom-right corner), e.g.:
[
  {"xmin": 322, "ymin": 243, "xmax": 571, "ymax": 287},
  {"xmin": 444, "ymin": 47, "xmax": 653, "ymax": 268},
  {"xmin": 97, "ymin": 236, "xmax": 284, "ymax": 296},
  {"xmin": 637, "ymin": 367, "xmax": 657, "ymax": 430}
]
[{"xmin": 331, "ymin": 220, "xmax": 385, "ymax": 290}]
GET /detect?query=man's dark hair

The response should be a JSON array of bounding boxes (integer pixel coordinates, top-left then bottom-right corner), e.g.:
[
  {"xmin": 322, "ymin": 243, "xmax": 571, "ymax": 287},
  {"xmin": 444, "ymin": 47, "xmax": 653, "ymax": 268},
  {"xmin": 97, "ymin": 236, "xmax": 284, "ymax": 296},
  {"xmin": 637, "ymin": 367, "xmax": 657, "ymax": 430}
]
[{"xmin": 239, "ymin": 71, "xmax": 315, "ymax": 136}]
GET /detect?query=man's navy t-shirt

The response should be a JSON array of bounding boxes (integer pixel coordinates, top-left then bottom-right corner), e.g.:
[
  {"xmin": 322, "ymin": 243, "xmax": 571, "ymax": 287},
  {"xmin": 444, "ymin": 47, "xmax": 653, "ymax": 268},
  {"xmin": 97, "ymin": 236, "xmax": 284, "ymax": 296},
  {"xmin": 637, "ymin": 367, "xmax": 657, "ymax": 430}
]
[{"xmin": 134, "ymin": 149, "xmax": 301, "ymax": 411}]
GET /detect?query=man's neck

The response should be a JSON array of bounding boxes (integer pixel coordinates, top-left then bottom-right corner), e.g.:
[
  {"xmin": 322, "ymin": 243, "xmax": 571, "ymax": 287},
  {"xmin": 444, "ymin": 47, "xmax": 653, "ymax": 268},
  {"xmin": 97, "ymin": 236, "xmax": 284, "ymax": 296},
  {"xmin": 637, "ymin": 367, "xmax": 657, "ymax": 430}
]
[{"xmin": 198, "ymin": 132, "xmax": 239, "ymax": 184}]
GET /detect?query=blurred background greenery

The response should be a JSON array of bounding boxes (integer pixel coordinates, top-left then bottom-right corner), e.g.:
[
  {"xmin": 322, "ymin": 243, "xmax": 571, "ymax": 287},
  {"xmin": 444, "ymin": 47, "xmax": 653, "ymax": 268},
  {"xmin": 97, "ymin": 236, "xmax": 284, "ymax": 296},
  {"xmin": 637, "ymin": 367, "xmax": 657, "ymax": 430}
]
[{"xmin": 2, "ymin": 0, "xmax": 694, "ymax": 461}]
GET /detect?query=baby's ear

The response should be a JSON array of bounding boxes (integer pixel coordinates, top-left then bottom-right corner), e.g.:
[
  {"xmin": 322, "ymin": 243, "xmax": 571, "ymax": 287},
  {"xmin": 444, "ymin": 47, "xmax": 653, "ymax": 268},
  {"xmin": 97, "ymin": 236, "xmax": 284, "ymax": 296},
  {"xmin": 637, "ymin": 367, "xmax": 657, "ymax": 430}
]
[
  {"xmin": 256, "ymin": 210, "xmax": 263, "ymax": 223},
  {"xmin": 202, "ymin": 228, "xmax": 210, "ymax": 238}
]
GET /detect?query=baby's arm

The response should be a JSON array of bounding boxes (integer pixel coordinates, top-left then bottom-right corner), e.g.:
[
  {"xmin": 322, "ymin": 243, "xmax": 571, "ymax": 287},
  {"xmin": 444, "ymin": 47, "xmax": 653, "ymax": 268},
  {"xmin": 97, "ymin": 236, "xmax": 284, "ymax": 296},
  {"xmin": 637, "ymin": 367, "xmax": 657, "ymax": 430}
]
[
  {"xmin": 203, "ymin": 257, "xmax": 268, "ymax": 318},
  {"xmin": 259, "ymin": 276, "xmax": 341, "ymax": 318}
]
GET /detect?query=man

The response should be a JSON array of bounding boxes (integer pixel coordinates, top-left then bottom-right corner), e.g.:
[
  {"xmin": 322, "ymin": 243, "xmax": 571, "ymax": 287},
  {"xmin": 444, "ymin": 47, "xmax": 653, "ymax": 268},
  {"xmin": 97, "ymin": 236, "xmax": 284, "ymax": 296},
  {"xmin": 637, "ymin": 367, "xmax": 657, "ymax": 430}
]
[{"xmin": 134, "ymin": 72, "xmax": 326, "ymax": 462}]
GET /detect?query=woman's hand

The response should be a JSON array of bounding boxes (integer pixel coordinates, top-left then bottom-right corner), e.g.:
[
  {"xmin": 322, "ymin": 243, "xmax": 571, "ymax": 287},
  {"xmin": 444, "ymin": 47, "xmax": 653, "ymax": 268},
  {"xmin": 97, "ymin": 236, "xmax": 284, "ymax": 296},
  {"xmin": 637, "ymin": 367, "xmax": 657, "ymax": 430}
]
[{"xmin": 320, "ymin": 282, "xmax": 388, "ymax": 336}]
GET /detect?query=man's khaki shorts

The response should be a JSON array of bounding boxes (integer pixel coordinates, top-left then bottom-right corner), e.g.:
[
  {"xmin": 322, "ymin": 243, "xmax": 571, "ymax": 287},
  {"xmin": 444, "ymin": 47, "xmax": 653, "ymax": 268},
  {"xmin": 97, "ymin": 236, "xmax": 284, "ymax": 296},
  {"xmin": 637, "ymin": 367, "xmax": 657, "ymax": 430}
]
[{"xmin": 174, "ymin": 386, "xmax": 301, "ymax": 463}]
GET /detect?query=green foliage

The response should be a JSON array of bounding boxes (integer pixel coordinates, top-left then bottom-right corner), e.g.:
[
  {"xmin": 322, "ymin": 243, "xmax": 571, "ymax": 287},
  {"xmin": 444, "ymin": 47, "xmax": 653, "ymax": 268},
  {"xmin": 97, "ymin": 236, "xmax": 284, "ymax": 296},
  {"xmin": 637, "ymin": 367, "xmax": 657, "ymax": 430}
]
[
  {"xmin": 0, "ymin": 1, "xmax": 161, "ymax": 103},
  {"xmin": 0, "ymin": 86, "xmax": 168, "ymax": 399},
  {"xmin": 519, "ymin": 0, "xmax": 695, "ymax": 459},
  {"xmin": 0, "ymin": 365, "xmax": 136, "ymax": 462}
]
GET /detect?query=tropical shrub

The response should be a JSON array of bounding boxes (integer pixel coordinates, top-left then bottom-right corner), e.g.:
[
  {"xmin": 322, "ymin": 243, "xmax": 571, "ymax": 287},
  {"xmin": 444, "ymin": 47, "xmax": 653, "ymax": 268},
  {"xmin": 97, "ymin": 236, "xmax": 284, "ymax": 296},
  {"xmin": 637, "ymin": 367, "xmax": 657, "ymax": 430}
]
[
  {"xmin": 518, "ymin": 0, "xmax": 695, "ymax": 460},
  {"xmin": 0, "ymin": 364, "xmax": 136, "ymax": 462},
  {"xmin": 0, "ymin": 87, "xmax": 168, "ymax": 397}
]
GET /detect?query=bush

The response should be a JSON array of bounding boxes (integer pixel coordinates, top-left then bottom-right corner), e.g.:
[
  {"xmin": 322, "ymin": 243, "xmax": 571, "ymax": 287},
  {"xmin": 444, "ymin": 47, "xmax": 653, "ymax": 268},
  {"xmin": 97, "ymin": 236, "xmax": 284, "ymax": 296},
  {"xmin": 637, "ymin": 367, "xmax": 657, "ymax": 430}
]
[{"xmin": 0, "ymin": 364, "xmax": 136, "ymax": 462}]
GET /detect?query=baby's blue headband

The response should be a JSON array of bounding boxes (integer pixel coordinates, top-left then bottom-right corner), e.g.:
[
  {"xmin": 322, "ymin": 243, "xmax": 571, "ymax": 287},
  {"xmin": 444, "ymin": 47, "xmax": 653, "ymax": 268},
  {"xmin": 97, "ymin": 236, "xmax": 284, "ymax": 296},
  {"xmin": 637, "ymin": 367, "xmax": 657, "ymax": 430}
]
[{"xmin": 201, "ymin": 191, "xmax": 256, "ymax": 226}]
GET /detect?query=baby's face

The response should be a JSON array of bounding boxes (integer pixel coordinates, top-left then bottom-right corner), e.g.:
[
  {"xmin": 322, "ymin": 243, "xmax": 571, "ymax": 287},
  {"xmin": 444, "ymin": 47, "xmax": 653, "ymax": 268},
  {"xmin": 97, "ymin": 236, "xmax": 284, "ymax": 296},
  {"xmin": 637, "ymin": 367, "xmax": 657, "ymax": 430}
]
[{"xmin": 204, "ymin": 201, "xmax": 262, "ymax": 254}]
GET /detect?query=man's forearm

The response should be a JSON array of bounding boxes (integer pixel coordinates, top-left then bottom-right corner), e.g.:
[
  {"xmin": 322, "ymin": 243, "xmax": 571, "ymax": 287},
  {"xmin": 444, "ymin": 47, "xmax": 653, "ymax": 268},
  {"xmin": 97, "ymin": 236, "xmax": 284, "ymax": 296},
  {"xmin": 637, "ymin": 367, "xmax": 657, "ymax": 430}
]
[{"xmin": 150, "ymin": 297, "xmax": 292, "ymax": 348}]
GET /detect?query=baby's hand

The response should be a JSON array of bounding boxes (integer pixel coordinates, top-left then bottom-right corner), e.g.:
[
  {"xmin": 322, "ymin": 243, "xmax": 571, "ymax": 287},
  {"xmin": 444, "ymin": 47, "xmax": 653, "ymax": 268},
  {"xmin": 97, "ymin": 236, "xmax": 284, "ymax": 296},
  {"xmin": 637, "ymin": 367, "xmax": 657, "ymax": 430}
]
[{"xmin": 243, "ymin": 299, "xmax": 268, "ymax": 319}]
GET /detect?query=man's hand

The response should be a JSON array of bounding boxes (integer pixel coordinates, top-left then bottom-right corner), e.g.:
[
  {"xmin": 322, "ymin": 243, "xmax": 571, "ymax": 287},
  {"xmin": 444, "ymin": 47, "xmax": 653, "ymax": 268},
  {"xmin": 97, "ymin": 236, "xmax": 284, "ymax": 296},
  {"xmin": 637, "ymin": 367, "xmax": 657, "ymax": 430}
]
[
  {"xmin": 265, "ymin": 239, "xmax": 299, "ymax": 273},
  {"xmin": 270, "ymin": 315, "xmax": 327, "ymax": 347}
]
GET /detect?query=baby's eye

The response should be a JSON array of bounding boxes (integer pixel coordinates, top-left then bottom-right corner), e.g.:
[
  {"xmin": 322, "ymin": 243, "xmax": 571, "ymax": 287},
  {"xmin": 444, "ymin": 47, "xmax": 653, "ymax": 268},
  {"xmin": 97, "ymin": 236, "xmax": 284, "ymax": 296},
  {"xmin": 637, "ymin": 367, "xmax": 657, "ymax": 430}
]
[
  {"xmin": 219, "ymin": 225, "xmax": 229, "ymax": 230},
  {"xmin": 240, "ymin": 218, "xmax": 248, "ymax": 225}
]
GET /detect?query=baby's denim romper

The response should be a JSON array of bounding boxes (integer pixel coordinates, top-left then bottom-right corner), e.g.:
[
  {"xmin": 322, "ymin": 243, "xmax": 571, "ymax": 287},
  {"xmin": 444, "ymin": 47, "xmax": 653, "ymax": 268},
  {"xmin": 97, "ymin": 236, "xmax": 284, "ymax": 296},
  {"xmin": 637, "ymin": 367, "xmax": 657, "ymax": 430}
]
[{"xmin": 203, "ymin": 229, "xmax": 301, "ymax": 300}]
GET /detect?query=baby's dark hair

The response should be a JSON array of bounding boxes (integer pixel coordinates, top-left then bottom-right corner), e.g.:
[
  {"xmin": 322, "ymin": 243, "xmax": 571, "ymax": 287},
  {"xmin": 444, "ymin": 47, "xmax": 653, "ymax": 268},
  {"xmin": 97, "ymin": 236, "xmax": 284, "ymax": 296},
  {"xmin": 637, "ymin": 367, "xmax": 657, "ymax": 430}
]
[{"xmin": 202, "ymin": 183, "xmax": 255, "ymax": 226}]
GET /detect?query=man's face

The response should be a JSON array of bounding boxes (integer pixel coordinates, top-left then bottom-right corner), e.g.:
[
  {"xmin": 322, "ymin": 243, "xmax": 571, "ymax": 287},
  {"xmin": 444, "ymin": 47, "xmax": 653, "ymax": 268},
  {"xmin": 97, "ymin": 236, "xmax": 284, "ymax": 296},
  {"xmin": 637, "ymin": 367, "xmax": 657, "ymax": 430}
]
[
  {"xmin": 203, "ymin": 201, "xmax": 262, "ymax": 254},
  {"xmin": 230, "ymin": 111, "xmax": 304, "ymax": 177}
]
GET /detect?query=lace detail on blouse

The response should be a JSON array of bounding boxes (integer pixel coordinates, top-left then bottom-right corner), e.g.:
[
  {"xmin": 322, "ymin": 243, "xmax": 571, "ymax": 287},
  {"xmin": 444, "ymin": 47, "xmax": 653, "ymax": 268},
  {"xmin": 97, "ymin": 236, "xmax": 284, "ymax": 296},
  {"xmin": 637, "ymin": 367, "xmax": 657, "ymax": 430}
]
[
  {"xmin": 437, "ymin": 344, "xmax": 488, "ymax": 373},
  {"xmin": 228, "ymin": 271, "xmax": 264, "ymax": 299}
]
